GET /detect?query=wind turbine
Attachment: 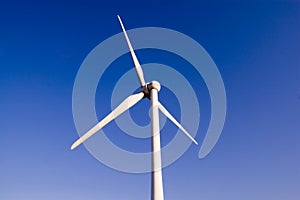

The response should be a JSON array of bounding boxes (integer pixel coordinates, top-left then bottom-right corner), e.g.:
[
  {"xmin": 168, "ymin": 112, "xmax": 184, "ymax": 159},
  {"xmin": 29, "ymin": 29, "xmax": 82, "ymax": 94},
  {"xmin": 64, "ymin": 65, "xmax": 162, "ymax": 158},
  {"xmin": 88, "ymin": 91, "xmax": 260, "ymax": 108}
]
[{"xmin": 71, "ymin": 15, "xmax": 198, "ymax": 200}]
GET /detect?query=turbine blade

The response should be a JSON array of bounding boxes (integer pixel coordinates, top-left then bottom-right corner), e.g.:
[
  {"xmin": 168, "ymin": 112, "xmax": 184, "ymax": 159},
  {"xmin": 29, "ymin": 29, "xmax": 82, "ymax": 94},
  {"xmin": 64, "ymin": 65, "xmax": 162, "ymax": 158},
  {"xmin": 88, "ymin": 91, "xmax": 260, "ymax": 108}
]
[
  {"xmin": 71, "ymin": 92, "xmax": 144, "ymax": 150},
  {"xmin": 117, "ymin": 15, "xmax": 146, "ymax": 86},
  {"xmin": 158, "ymin": 102, "xmax": 198, "ymax": 145}
]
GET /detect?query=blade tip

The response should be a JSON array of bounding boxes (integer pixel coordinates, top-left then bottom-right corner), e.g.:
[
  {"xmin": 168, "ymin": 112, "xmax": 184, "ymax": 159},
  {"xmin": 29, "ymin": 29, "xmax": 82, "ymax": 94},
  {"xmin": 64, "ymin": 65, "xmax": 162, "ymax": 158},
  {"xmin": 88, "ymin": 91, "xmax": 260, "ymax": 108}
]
[
  {"xmin": 70, "ymin": 143, "xmax": 78, "ymax": 150},
  {"xmin": 117, "ymin": 15, "xmax": 122, "ymax": 22}
]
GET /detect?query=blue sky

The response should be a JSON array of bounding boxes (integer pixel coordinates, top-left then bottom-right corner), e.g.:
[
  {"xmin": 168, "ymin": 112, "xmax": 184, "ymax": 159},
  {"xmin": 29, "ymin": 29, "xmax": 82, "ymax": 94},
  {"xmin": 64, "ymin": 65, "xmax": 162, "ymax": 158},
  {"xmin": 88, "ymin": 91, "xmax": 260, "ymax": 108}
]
[{"xmin": 0, "ymin": 0, "xmax": 299, "ymax": 199}]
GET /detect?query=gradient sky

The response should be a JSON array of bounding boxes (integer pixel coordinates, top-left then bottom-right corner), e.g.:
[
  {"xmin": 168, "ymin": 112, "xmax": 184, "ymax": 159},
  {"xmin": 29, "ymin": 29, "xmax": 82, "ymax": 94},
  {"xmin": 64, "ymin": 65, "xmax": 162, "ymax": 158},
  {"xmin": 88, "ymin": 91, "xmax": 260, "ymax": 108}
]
[{"xmin": 1, "ymin": 0, "xmax": 299, "ymax": 199}]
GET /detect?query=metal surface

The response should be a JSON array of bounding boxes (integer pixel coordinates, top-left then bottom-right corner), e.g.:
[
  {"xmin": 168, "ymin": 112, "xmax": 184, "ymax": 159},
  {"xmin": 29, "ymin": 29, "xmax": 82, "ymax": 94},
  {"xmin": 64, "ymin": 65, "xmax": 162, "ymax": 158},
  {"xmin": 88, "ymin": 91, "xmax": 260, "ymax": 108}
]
[{"xmin": 151, "ymin": 88, "xmax": 164, "ymax": 200}]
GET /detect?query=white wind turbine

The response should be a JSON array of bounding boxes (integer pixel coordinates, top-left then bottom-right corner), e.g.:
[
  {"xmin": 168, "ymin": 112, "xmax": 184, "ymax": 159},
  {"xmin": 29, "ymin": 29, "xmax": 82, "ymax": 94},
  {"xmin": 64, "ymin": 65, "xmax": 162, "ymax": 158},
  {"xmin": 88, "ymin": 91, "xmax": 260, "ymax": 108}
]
[{"xmin": 71, "ymin": 15, "xmax": 198, "ymax": 200}]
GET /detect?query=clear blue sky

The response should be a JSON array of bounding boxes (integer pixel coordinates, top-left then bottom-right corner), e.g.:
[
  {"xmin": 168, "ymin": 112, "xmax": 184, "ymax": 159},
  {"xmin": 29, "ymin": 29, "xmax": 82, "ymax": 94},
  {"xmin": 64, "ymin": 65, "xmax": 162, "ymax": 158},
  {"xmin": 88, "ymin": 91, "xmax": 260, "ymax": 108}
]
[{"xmin": 0, "ymin": 0, "xmax": 299, "ymax": 199}]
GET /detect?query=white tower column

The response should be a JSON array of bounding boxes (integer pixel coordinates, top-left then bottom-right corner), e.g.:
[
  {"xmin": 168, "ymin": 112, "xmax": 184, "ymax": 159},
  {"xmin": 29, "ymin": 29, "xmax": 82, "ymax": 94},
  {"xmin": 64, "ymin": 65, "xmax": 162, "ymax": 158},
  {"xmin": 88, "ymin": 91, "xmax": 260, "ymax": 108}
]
[{"xmin": 150, "ymin": 88, "xmax": 164, "ymax": 200}]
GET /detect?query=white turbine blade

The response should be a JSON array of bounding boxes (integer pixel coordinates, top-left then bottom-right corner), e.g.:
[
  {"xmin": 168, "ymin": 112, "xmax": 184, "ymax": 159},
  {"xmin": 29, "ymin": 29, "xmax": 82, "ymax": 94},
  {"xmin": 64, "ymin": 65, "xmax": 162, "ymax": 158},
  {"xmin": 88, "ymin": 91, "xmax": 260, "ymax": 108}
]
[
  {"xmin": 71, "ymin": 92, "xmax": 144, "ymax": 150},
  {"xmin": 117, "ymin": 15, "xmax": 146, "ymax": 86},
  {"xmin": 158, "ymin": 102, "xmax": 198, "ymax": 145}
]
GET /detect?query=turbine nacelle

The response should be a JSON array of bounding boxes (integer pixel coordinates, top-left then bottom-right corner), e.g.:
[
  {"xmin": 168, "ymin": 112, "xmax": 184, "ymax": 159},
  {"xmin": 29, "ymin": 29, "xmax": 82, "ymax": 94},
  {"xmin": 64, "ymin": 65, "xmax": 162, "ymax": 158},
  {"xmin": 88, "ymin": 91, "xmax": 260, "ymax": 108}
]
[
  {"xmin": 141, "ymin": 81, "xmax": 161, "ymax": 98},
  {"xmin": 150, "ymin": 81, "xmax": 161, "ymax": 92}
]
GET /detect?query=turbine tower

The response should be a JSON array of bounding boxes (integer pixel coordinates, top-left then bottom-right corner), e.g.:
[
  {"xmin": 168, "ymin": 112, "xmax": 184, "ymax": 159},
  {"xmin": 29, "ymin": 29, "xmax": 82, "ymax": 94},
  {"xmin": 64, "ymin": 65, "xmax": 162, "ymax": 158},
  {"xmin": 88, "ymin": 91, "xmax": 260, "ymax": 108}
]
[{"xmin": 71, "ymin": 15, "xmax": 198, "ymax": 200}]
